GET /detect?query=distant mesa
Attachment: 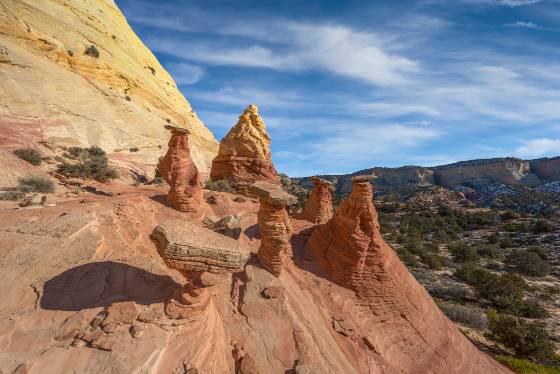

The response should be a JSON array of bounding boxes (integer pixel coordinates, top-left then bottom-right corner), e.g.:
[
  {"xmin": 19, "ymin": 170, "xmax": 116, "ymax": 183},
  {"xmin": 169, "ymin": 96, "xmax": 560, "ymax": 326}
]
[
  {"xmin": 210, "ymin": 104, "xmax": 280, "ymax": 196},
  {"xmin": 294, "ymin": 156, "xmax": 560, "ymax": 194}
]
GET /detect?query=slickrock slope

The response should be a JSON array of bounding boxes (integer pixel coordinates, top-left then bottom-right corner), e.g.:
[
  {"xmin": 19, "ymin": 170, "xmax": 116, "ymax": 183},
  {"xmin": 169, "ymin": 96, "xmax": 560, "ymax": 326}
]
[
  {"xmin": 0, "ymin": 0, "xmax": 218, "ymax": 177},
  {"xmin": 250, "ymin": 181, "xmax": 296, "ymax": 277},
  {"xmin": 306, "ymin": 176, "xmax": 511, "ymax": 373},
  {"xmin": 299, "ymin": 176, "xmax": 334, "ymax": 224},
  {"xmin": 0, "ymin": 180, "xmax": 511, "ymax": 373},
  {"xmin": 210, "ymin": 105, "xmax": 280, "ymax": 195},
  {"xmin": 158, "ymin": 126, "xmax": 208, "ymax": 214}
]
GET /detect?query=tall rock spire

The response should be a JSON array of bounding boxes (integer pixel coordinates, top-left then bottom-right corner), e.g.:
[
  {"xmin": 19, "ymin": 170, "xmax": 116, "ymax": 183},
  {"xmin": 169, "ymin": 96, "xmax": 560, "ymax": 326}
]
[
  {"xmin": 306, "ymin": 175, "xmax": 510, "ymax": 374},
  {"xmin": 210, "ymin": 105, "xmax": 280, "ymax": 195}
]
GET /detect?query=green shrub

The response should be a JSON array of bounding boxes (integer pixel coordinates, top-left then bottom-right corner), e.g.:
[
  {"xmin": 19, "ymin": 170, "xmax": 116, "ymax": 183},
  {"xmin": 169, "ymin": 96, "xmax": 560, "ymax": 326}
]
[
  {"xmin": 13, "ymin": 148, "xmax": 42, "ymax": 165},
  {"xmin": 396, "ymin": 247, "xmax": 418, "ymax": 267},
  {"xmin": 500, "ymin": 211, "xmax": 517, "ymax": 221},
  {"xmin": 129, "ymin": 147, "xmax": 139, "ymax": 152},
  {"xmin": 487, "ymin": 312, "xmax": 555, "ymax": 361},
  {"xmin": 17, "ymin": 175, "xmax": 55, "ymax": 193},
  {"xmin": 152, "ymin": 157, "xmax": 165, "ymax": 185},
  {"xmin": 533, "ymin": 220, "xmax": 553, "ymax": 234},
  {"xmin": 84, "ymin": 45, "xmax": 100, "ymax": 58},
  {"xmin": 508, "ymin": 249, "xmax": 551, "ymax": 277},
  {"xmin": 455, "ymin": 265, "xmax": 546, "ymax": 318},
  {"xmin": 57, "ymin": 146, "xmax": 118, "ymax": 182},
  {"xmin": 420, "ymin": 253, "xmax": 445, "ymax": 270},
  {"xmin": 495, "ymin": 355, "xmax": 560, "ymax": 374},
  {"xmin": 204, "ymin": 178, "xmax": 235, "ymax": 193},
  {"xmin": 487, "ymin": 234, "xmax": 499, "ymax": 244},
  {"xmin": 449, "ymin": 243, "xmax": 480, "ymax": 263},
  {"xmin": 499, "ymin": 237, "xmax": 514, "ymax": 248},
  {"xmin": 437, "ymin": 301, "xmax": 488, "ymax": 330},
  {"xmin": 476, "ymin": 244, "xmax": 501, "ymax": 259},
  {"xmin": 0, "ymin": 191, "xmax": 24, "ymax": 200}
]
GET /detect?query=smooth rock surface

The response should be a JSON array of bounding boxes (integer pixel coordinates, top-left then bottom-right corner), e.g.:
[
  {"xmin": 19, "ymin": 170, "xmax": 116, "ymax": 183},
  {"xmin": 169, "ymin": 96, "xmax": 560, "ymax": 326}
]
[{"xmin": 0, "ymin": 0, "xmax": 218, "ymax": 177}]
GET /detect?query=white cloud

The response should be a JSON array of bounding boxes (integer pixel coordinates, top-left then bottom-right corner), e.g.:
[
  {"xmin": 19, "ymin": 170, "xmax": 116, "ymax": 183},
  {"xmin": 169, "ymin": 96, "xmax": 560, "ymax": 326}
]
[
  {"xmin": 311, "ymin": 124, "xmax": 441, "ymax": 162},
  {"xmin": 165, "ymin": 62, "xmax": 205, "ymax": 85},
  {"xmin": 516, "ymin": 138, "xmax": 560, "ymax": 157},
  {"xmin": 506, "ymin": 21, "xmax": 540, "ymax": 28},
  {"xmin": 189, "ymin": 87, "xmax": 303, "ymax": 109},
  {"xmin": 145, "ymin": 22, "xmax": 418, "ymax": 87}
]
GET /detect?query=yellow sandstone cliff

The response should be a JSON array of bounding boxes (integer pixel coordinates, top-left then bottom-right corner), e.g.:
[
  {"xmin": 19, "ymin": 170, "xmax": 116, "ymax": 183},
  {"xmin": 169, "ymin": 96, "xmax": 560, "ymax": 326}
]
[{"xmin": 0, "ymin": 0, "xmax": 218, "ymax": 176}]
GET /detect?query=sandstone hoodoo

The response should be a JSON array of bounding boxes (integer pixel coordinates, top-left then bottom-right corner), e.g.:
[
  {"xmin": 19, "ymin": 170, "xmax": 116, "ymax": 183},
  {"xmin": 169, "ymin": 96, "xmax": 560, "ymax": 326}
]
[
  {"xmin": 151, "ymin": 220, "xmax": 250, "ymax": 318},
  {"xmin": 306, "ymin": 175, "xmax": 510, "ymax": 373},
  {"xmin": 159, "ymin": 126, "xmax": 207, "ymax": 213},
  {"xmin": 299, "ymin": 176, "xmax": 334, "ymax": 224},
  {"xmin": 210, "ymin": 104, "xmax": 280, "ymax": 195},
  {"xmin": 250, "ymin": 181, "xmax": 296, "ymax": 277}
]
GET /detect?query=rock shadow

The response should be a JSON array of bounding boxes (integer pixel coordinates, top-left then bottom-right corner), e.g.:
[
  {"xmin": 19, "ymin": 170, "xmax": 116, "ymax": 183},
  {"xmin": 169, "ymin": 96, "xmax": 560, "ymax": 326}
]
[
  {"xmin": 41, "ymin": 261, "xmax": 180, "ymax": 311},
  {"xmin": 290, "ymin": 225, "xmax": 332, "ymax": 281},
  {"xmin": 243, "ymin": 223, "xmax": 260, "ymax": 240},
  {"xmin": 149, "ymin": 194, "xmax": 171, "ymax": 208}
]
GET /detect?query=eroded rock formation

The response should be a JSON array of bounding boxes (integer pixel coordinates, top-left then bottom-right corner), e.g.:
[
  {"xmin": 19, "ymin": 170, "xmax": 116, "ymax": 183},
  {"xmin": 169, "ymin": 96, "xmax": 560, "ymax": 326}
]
[
  {"xmin": 151, "ymin": 219, "xmax": 250, "ymax": 318},
  {"xmin": 250, "ymin": 181, "xmax": 296, "ymax": 276},
  {"xmin": 158, "ymin": 126, "xmax": 207, "ymax": 213},
  {"xmin": 299, "ymin": 176, "xmax": 334, "ymax": 224},
  {"xmin": 210, "ymin": 105, "xmax": 280, "ymax": 195},
  {"xmin": 306, "ymin": 175, "xmax": 511, "ymax": 373}
]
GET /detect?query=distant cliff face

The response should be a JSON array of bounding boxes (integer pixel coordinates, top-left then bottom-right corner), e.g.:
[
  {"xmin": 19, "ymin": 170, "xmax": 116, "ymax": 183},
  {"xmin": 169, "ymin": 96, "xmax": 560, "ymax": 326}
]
[
  {"xmin": 295, "ymin": 157, "xmax": 560, "ymax": 194},
  {"xmin": 0, "ymin": 0, "xmax": 218, "ymax": 176}
]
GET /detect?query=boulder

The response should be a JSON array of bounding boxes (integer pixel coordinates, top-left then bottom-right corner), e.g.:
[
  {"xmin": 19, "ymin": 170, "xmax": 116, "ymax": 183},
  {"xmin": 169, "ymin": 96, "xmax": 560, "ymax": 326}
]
[
  {"xmin": 250, "ymin": 181, "xmax": 296, "ymax": 277},
  {"xmin": 210, "ymin": 105, "xmax": 280, "ymax": 195},
  {"xmin": 299, "ymin": 176, "xmax": 334, "ymax": 224},
  {"xmin": 151, "ymin": 219, "xmax": 250, "ymax": 278},
  {"xmin": 151, "ymin": 219, "xmax": 250, "ymax": 318},
  {"xmin": 158, "ymin": 127, "xmax": 208, "ymax": 213},
  {"xmin": 209, "ymin": 215, "xmax": 242, "ymax": 239}
]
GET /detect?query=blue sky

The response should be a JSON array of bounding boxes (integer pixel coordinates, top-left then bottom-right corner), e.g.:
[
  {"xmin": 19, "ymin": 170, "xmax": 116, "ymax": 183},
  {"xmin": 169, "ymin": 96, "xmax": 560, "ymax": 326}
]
[{"xmin": 117, "ymin": 0, "xmax": 560, "ymax": 177}]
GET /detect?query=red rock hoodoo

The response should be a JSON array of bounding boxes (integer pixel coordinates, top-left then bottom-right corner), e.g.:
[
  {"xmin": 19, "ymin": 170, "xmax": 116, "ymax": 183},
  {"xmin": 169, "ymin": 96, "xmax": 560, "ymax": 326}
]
[
  {"xmin": 151, "ymin": 219, "xmax": 250, "ymax": 318},
  {"xmin": 299, "ymin": 176, "xmax": 334, "ymax": 224},
  {"xmin": 210, "ymin": 104, "xmax": 280, "ymax": 195},
  {"xmin": 306, "ymin": 175, "xmax": 511, "ymax": 373},
  {"xmin": 250, "ymin": 181, "xmax": 296, "ymax": 277},
  {"xmin": 158, "ymin": 126, "xmax": 207, "ymax": 213}
]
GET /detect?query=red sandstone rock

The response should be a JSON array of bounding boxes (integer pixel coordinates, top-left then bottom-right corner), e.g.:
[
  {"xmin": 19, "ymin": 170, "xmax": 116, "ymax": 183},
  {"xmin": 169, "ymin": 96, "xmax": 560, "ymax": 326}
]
[
  {"xmin": 151, "ymin": 219, "xmax": 250, "ymax": 318},
  {"xmin": 299, "ymin": 176, "xmax": 334, "ymax": 224},
  {"xmin": 210, "ymin": 105, "xmax": 280, "ymax": 195},
  {"xmin": 159, "ymin": 126, "xmax": 207, "ymax": 213},
  {"xmin": 306, "ymin": 175, "xmax": 511, "ymax": 373},
  {"xmin": 250, "ymin": 182, "xmax": 296, "ymax": 277}
]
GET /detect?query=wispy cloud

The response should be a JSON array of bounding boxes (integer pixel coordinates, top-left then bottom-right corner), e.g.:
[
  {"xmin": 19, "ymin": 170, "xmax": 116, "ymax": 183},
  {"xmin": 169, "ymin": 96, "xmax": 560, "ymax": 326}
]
[
  {"xmin": 164, "ymin": 62, "xmax": 205, "ymax": 85},
  {"xmin": 505, "ymin": 21, "xmax": 540, "ymax": 28},
  {"xmin": 516, "ymin": 138, "xmax": 560, "ymax": 157}
]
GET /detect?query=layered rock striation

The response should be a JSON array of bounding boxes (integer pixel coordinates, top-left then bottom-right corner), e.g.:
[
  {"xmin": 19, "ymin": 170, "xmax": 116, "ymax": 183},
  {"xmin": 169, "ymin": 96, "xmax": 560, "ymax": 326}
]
[
  {"xmin": 299, "ymin": 176, "xmax": 334, "ymax": 224},
  {"xmin": 210, "ymin": 105, "xmax": 280, "ymax": 195},
  {"xmin": 151, "ymin": 219, "xmax": 250, "ymax": 318},
  {"xmin": 158, "ymin": 126, "xmax": 207, "ymax": 213},
  {"xmin": 250, "ymin": 181, "xmax": 296, "ymax": 277},
  {"xmin": 306, "ymin": 175, "xmax": 510, "ymax": 373}
]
